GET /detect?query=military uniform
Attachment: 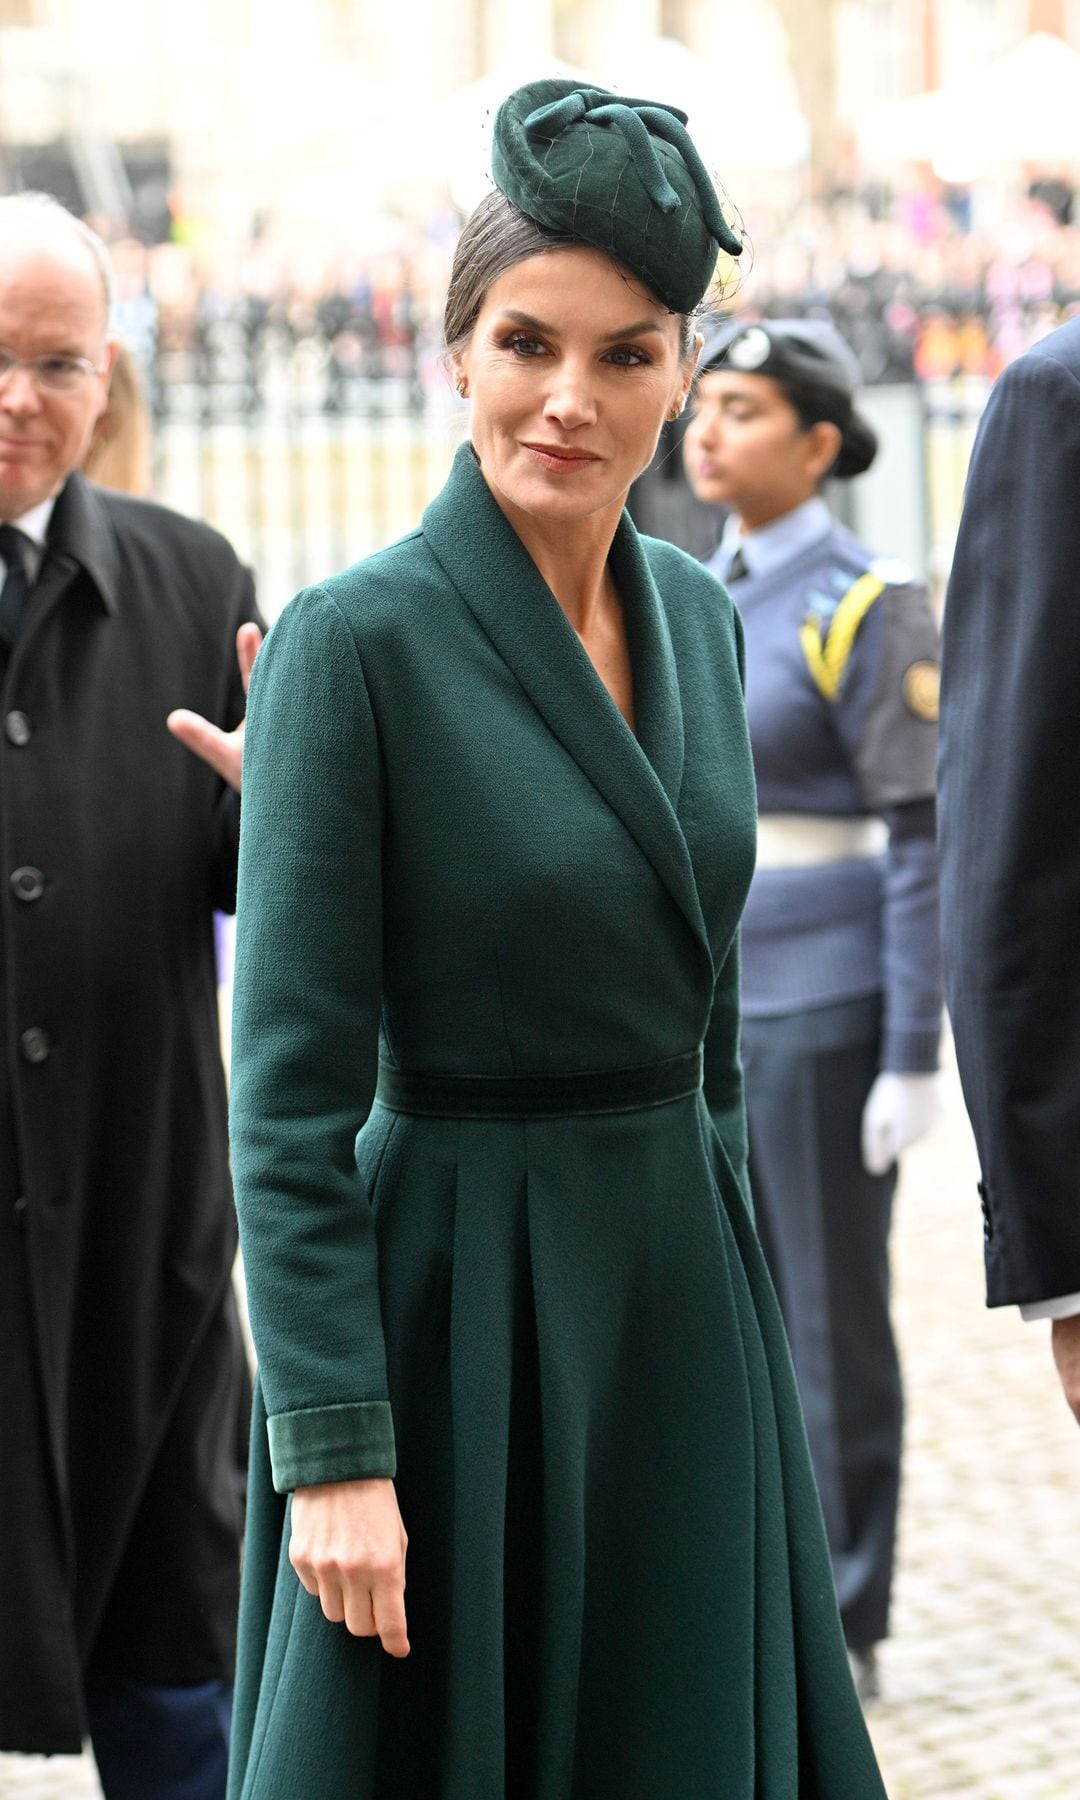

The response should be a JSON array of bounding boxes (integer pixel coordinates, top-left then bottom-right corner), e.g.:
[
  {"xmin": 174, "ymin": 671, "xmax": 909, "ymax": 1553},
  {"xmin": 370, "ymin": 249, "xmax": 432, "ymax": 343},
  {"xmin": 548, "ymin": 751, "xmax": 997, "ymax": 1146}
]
[{"xmin": 707, "ymin": 496, "xmax": 943, "ymax": 1652}]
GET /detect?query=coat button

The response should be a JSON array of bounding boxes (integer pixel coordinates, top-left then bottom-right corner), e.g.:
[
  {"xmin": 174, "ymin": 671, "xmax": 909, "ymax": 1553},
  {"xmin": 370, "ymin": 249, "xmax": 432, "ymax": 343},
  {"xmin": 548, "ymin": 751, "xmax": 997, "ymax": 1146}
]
[
  {"xmin": 19, "ymin": 1026, "xmax": 51, "ymax": 1064},
  {"xmin": 10, "ymin": 866, "xmax": 44, "ymax": 902},
  {"xmin": 4, "ymin": 710, "xmax": 30, "ymax": 746}
]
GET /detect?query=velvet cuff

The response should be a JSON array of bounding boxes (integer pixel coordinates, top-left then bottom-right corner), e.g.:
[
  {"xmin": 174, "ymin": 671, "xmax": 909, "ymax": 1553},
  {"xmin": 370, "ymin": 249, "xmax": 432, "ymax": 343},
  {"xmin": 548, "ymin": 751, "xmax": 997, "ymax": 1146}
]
[{"xmin": 267, "ymin": 1400, "xmax": 397, "ymax": 1493}]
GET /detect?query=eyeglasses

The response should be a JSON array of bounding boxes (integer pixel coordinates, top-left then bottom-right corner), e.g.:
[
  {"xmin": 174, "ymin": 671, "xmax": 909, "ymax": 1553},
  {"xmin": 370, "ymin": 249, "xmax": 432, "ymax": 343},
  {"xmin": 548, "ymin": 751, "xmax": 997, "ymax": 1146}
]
[{"xmin": 0, "ymin": 348, "xmax": 106, "ymax": 393}]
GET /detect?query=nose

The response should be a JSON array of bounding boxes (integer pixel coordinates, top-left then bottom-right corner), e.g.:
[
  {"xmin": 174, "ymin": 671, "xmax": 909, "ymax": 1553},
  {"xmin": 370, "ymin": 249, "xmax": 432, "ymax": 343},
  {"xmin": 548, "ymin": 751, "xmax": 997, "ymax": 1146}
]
[
  {"xmin": 686, "ymin": 406, "xmax": 719, "ymax": 456},
  {"xmin": 542, "ymin": 359, "xmax": 598, "ymax": 431},
  {"xmin": 0, "ymin": 365, "xmax": 43, "ymax": 415}
]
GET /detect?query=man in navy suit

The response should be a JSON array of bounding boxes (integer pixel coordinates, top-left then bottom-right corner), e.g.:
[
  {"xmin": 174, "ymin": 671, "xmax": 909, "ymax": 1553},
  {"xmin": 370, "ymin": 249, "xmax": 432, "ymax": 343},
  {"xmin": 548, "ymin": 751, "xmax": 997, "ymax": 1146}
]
[{"xmin": 939, "ymin": 314, "xmax": 1080, "ymax": 1420}]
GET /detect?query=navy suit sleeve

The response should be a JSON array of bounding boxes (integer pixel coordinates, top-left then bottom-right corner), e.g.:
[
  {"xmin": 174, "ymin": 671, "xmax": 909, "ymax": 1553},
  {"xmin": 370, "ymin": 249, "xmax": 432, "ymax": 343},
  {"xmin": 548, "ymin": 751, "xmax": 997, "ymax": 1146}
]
[{"xmin": 939, "ymin": 344, "xmax": 1080, "ymax": 1306}]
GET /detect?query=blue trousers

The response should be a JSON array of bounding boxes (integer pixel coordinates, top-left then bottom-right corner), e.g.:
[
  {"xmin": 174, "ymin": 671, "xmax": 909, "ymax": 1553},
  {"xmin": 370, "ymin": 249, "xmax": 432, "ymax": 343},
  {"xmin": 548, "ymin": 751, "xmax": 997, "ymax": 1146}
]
[
  {"xmin": 742, "ymin": 996, "xmax": 902, "ymax": 1652},
  {"xmin": 84, "ymin": 1676, "xmax": 231, "ymax": 1800}
]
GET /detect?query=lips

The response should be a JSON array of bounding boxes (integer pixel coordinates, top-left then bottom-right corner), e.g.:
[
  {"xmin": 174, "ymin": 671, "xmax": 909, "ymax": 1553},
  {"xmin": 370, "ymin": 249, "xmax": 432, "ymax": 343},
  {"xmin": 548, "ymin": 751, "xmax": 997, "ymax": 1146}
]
[{"xmin": 521, "ymin": 442, "xmax": 602, "ymax": 472}]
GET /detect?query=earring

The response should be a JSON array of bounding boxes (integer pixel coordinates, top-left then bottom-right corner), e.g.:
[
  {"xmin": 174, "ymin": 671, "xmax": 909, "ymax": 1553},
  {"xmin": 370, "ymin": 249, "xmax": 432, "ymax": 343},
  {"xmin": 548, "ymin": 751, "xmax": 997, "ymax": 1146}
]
[
  {"xmin": 668, "ymin": 399, "xmax": 685, "ymax": 422},
  {"xmin": 455, "ymin": 378, "xmax": 468, "ymax": 398}
]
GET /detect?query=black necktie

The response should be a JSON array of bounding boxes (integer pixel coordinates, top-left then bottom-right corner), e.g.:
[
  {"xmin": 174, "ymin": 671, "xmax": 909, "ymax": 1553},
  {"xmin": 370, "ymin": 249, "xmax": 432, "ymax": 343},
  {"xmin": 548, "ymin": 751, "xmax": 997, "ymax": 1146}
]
[
  {"xmin": 0, "ymin": 524, "xmax": 32, "ymax": 645},
  {"xmin": 725, "ymin": 546, "xmax": 749, "ymax": 583}
]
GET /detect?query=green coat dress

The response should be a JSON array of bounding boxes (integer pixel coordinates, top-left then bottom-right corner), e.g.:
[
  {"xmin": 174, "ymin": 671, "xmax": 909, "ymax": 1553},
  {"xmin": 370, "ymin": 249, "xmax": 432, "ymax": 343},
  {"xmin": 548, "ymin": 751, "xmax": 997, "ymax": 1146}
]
[{"xmin": 228, "ymin": 442, "xmax": 886, "ymax": 1799}]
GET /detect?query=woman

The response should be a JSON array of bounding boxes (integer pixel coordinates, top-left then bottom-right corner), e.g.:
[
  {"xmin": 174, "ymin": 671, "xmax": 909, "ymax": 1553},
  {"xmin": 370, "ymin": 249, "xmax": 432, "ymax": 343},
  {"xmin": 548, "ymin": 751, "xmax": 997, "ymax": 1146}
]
[
  {"xmin": 684, "ymin": 318, "xmax": 944, "ymax": 1700},
  {"xmin": 228, "ymin": 86, "xmax": 886, "ymax": 1798},
  {"xmin": 82, "ymin": 339, "xmax": 153, "ymax": 496}
]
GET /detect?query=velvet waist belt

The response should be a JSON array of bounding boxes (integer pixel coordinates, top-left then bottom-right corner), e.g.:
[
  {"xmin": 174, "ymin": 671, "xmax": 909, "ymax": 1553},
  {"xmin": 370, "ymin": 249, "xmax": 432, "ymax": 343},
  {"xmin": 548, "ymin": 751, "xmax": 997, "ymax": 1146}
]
[{"xmin": 374, "ymin": 1047, "xmax": 704, "ymax": 1120}]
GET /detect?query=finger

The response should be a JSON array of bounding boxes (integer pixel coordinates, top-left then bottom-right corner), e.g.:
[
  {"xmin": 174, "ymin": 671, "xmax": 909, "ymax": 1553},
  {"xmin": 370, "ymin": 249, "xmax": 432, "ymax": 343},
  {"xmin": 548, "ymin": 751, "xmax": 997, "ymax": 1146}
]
[
  {"xmin": 291, "ymin": 1559, "xmax": 320, "ymax": 1599},
  {"xmin": 862, "ymin": 1128, "xmax": 890, "ymax": 1177},
  {"xmin": 372, "ymin": 1570, "xmax": 410, "ymax": 1658},
  {"xmin": 316, "ymin": 1574, "xmax": 347, "ymax": 1626},
  {"xmin": 167, "ymin": 709, "xmax": 245, "ymax": 790},
  {"xmin": 237, "ymin": 623, "xmax": 263, "ymax": 695},
  {"xmin": 342, "ymin": 1582, "xmax": 378, "ymax": 1638}
]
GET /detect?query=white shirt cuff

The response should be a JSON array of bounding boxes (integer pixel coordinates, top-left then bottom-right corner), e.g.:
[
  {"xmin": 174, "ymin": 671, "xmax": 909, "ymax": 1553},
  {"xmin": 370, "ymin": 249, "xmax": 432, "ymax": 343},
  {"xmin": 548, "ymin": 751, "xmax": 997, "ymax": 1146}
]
[{"xmin": 1020, "ymin": 1291, "xmax": 1080, "ymax": 1321}]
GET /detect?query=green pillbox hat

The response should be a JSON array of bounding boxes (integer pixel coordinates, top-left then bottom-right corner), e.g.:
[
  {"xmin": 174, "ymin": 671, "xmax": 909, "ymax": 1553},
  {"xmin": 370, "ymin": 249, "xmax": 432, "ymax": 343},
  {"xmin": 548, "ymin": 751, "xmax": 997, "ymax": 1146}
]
[{"xmin": 492, "ymin": 79, "xmax": 742, "ymax": 316}]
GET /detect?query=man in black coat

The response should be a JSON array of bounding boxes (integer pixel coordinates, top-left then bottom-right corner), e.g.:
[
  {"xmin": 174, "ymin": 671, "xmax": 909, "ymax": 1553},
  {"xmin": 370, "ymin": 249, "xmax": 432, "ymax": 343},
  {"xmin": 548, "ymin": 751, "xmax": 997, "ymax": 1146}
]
[
  {"xmin": 0, "ymin": 195, "xmax": 261, "ymax": 1793},
  {"xmin": 939, "ymin": 314, "xmax": 1080, "ymax": 1423}
]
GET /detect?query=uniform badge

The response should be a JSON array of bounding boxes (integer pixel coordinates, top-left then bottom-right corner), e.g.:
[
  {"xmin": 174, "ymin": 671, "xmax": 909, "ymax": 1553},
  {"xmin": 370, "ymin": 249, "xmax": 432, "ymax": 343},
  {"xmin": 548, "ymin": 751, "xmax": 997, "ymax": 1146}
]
[
  {"xmin": 727, "ymin": 326, "xmax": 771, "ymax": 371},
  {"xmin": 902, "ymin": 660, "xmax": 940, "ymax": 721}
]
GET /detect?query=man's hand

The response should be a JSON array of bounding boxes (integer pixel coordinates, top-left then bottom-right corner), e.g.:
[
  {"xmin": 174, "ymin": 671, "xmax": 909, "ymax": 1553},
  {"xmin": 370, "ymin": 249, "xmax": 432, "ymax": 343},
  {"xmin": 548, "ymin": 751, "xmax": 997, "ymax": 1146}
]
[
  {"xmin": 167, "ymin": 622, "xmax": 263, "ymax": 791},
  {"xmin": 1051, "ymin": 1315, "xmax": 1080, "ymax": 1426}
]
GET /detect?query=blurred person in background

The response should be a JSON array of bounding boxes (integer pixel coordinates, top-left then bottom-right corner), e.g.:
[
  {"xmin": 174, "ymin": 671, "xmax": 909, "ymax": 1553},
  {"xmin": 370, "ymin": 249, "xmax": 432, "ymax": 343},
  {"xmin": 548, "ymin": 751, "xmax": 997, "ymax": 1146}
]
[
  {"xmin": 939, "ymin": 312, "xmax": 1080, "ymax": 1422},
  {"xmin": 0, "ymin": 191, "xmax": 262, "ymax": 1799},
  {"xmin": 226, "ymin": 82, "xmax": 885, "ymax": 1799},
  {"xmin": 684, "ymin": 319, "xmax": 945, "ymax": 1701},
  {"xmin": 81, "ymin": 338, "xmax": 153, "ymax": 496}
]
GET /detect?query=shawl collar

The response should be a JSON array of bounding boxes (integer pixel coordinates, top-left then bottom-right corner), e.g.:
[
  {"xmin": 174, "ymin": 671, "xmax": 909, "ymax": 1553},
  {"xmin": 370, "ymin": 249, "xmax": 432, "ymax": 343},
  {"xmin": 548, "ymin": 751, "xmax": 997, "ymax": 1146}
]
[{"xmin": 423, "ymin": 443, "xmax": 710, "ymax": 970}]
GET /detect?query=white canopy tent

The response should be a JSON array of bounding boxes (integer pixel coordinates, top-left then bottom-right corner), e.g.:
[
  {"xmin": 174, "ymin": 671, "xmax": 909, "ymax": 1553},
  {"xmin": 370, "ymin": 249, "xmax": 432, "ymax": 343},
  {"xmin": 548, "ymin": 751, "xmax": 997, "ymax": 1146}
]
[{"xmin": 857, "ymin": 32, "xmax": 1080, "ymax": 181}]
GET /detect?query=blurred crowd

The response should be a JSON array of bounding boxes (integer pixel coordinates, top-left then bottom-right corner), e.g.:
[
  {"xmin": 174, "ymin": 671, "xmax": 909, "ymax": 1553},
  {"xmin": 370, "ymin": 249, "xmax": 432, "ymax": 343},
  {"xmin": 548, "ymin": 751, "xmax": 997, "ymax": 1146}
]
[
  {"xmin": 94, "ymin": 178, "xmax": 1080, "ymax": 422},
  {"xmin": 737, "ymin": 183, "xmax": 1080, "ymax": 384}
]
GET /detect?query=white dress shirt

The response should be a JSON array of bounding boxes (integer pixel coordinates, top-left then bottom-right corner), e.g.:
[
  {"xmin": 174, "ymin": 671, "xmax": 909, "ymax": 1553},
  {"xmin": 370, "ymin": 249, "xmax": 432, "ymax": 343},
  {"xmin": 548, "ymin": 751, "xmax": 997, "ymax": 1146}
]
[
  {"xmin": 707, "ymin": 495, "xmax": 835, "ymax": 585},
  {"xmin": 0, "ymin": 493, "xmax": 57, "ymax": 584}
]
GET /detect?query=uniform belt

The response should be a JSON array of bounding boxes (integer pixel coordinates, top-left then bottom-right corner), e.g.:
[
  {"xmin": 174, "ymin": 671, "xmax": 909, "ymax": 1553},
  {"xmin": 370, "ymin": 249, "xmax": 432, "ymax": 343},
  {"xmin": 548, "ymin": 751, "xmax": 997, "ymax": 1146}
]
[
  {"xmin": 755, "ymin": 813, "xmax": 887, "ymax": 870},
  {"xmin": 374, "ymin": 1048, "xmax": 703, "ymax": 1120}
]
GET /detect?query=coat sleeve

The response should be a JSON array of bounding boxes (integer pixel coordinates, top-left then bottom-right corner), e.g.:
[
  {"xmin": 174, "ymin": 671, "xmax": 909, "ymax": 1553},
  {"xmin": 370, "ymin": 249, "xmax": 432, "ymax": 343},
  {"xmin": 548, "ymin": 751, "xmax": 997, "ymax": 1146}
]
[
  {"xmin": 702, "ymin": 599, "xmax": 752, "ymax": 1212},
  {"xmin": 939, "ymin": 346, "xmax": 1080, "ymax": 1307},
  {"xmin": 828, "ymin": 577, "xmax": 944, "ymax": 1074},
  {"xmin": 702, "ymin": 930, "xmax": 751, "ymax": 1213},
  {"xmin": 229, "ymin": 584, "xmax": 395, "ymax": 1491}
]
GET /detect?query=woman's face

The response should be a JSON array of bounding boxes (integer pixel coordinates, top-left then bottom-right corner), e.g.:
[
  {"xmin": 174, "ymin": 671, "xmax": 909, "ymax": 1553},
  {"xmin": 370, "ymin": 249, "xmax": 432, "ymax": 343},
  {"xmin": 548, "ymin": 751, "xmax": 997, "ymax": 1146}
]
[
  {"xmin": 452, "ymin": 246, "xmax": 693, "ymax": 527},
  {"xmin": 683, "ymin": 369, "xmax": 838, "ymax": 529}
]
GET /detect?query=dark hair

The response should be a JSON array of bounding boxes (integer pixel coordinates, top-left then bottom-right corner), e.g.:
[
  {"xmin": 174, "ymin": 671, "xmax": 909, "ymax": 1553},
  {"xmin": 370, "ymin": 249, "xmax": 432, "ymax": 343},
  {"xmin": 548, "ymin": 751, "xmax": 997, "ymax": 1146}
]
[
  {"xmin": 783, "ymin": 373, "xmax": 878, "ymax": 481},
  {"xmin": 444, "ymin": 188, "xmax": 699, "ymax": 362}
]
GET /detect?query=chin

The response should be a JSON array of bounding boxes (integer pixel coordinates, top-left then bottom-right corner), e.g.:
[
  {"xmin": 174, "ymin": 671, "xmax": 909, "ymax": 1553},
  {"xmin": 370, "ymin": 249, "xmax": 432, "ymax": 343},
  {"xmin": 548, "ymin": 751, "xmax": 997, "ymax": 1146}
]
[
  {"xmin": 689, "ymin": 475, "xmax": 731, "ymax": 508},
  {"xmin": 505, "ymin": 468, "xmax": 624, "ymax": 523}
]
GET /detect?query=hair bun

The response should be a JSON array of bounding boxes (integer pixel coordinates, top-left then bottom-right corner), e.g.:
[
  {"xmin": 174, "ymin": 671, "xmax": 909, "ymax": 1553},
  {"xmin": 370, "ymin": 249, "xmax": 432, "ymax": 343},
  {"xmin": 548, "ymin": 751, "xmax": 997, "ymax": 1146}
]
[{"xmin": 832, "ymin": 409, "xmax": 878, "ymax": 480}]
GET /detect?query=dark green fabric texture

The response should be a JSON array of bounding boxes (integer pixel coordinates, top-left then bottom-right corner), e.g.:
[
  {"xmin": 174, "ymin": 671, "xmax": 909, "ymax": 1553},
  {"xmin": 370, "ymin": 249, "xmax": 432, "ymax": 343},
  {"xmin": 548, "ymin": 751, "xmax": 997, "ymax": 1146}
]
[
  {"xmin": 228, "ymin": 442, "xmax": 886, "ymax": 1796},
  {"xmin": 266, "ymin": 1402, "xmax": 396, "ymax": 1492},
  {"xmin": 492, "ymin": 80, "xmax": 742, "ymax": 313}
]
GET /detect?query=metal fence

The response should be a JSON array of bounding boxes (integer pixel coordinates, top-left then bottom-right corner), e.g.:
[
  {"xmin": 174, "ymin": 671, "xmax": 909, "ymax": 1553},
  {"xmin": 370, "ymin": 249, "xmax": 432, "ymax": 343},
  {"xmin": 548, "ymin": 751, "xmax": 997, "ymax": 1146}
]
[
  {"xmin": 146, "ymin": 298, "xmax": 466, "ymax": 621},
  {"xmin": 142, "ymin": 294, "xmax": 999, "ymax": 618}
]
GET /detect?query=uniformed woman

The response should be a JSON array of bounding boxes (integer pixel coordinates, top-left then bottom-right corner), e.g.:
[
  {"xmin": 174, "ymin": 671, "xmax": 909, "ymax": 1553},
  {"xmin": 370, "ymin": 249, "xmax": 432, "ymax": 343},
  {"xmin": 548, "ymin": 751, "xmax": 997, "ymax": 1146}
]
[
  {"xmin": 227, "ymin": 89, "xmax": 886, "ymax": 1798},
  {"xmin": 683, "ymin": 318, "xmax": 944, "ymax": 1700}
]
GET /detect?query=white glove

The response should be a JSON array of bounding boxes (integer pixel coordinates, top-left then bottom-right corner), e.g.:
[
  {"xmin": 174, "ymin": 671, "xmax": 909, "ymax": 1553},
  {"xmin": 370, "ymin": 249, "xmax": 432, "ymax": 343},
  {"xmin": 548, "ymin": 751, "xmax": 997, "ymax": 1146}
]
[{"xmin": 860, "ymin": 1071, "xmax": 945, "ymax": 1176}]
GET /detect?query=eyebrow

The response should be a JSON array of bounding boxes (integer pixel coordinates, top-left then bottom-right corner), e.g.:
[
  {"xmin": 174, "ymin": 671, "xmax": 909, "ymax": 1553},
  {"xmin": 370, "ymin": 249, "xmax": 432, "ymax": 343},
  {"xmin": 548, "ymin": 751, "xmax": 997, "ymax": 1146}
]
[{"xmin": 497, "ymin": 309, "xmax": 666, "ymax": 343}]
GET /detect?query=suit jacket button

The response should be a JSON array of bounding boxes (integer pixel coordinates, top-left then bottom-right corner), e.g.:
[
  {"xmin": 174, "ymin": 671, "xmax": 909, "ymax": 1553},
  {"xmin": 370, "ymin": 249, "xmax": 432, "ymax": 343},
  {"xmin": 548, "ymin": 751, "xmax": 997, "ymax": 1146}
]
[
  {"xmin": 4, "ymin": 710, "xmax": 30, "ymax": 746},
  {"xmin": 20, "ymin": 1026, "xmax": 51, "ymax": 1064},
  {"xmin": 10, "ymin": 866, "xmax": 44, "ymax": 902}
]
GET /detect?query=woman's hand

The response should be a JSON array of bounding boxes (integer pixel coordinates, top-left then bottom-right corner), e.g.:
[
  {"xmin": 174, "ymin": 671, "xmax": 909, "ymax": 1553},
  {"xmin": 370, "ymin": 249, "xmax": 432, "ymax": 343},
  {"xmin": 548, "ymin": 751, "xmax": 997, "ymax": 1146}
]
[{"xmin": 290, "ymin": 1477, "xmax": 410, "ymax": 1656}]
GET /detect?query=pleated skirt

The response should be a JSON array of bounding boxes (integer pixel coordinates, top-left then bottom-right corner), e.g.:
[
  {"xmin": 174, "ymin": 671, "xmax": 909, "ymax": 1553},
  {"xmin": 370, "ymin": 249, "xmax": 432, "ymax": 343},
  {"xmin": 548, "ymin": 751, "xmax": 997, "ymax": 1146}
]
[{"xmin": 229, "ymin": 1094, "xmax": 886, "ymax": 1799}]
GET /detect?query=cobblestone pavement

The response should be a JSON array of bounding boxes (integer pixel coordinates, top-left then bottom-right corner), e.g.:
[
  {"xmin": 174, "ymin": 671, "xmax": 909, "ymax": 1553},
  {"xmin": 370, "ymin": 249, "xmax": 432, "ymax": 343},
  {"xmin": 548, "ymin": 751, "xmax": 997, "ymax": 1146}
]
[{"xmin": 3, "ymin": 1053, "xmax": 1078, "ymax": 1799}]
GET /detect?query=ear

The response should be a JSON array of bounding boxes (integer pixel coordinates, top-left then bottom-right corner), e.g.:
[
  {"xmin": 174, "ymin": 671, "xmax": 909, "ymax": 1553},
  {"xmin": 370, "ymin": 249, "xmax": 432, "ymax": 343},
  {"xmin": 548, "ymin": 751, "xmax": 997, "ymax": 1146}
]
[
  {"xmin": 91, "ymin": 338, "xmax": 118, "ymax": 425},
  {"xmin": 675, "ymin": 331, "xmax": 705, "ymax": 411},
  {"xmin": 805, "ymin": 419, "xmax": 842, "ymax": 482}
]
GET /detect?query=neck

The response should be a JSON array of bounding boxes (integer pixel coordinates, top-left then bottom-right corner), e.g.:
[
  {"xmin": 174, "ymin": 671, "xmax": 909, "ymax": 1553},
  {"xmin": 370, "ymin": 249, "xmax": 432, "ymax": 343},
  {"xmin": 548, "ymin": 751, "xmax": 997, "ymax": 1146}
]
[
  {"xmin": 487, "ymin": 481, "xmax": 626, "ymax": 632},
  {"xmin": 736, "ymin": 492, "xmax": 817, "ymax": 533}
]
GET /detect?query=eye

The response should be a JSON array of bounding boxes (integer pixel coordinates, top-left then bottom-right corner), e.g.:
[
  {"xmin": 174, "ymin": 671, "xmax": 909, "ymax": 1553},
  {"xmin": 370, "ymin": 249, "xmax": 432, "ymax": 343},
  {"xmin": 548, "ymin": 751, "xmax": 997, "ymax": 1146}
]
[
  {"xmin": 603, "ymin": 345, "xmax": 651, "ymax": 368},
  {"xmin": 503, "ymin": 332, "xmax": 548, "ymax": 358}
]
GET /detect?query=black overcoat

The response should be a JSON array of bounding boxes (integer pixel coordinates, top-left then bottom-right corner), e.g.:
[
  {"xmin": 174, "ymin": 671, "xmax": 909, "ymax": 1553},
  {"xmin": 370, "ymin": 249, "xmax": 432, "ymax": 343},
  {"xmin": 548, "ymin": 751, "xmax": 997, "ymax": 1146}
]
[
  {"xmin": 939, "ymin": 315, "xmax": 1080, "ymax": 1307},
  {"xmin": 0, "ymin": 473, "xmax": 258, "ymax": 1752}
]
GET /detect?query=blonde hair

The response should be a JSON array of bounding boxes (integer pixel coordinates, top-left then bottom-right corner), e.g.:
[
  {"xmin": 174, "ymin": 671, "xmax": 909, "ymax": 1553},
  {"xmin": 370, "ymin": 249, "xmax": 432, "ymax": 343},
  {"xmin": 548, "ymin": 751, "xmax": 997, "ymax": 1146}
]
[{"xmin": 83, "ymin": 341, "xmax": 153, "ymax": 497}]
